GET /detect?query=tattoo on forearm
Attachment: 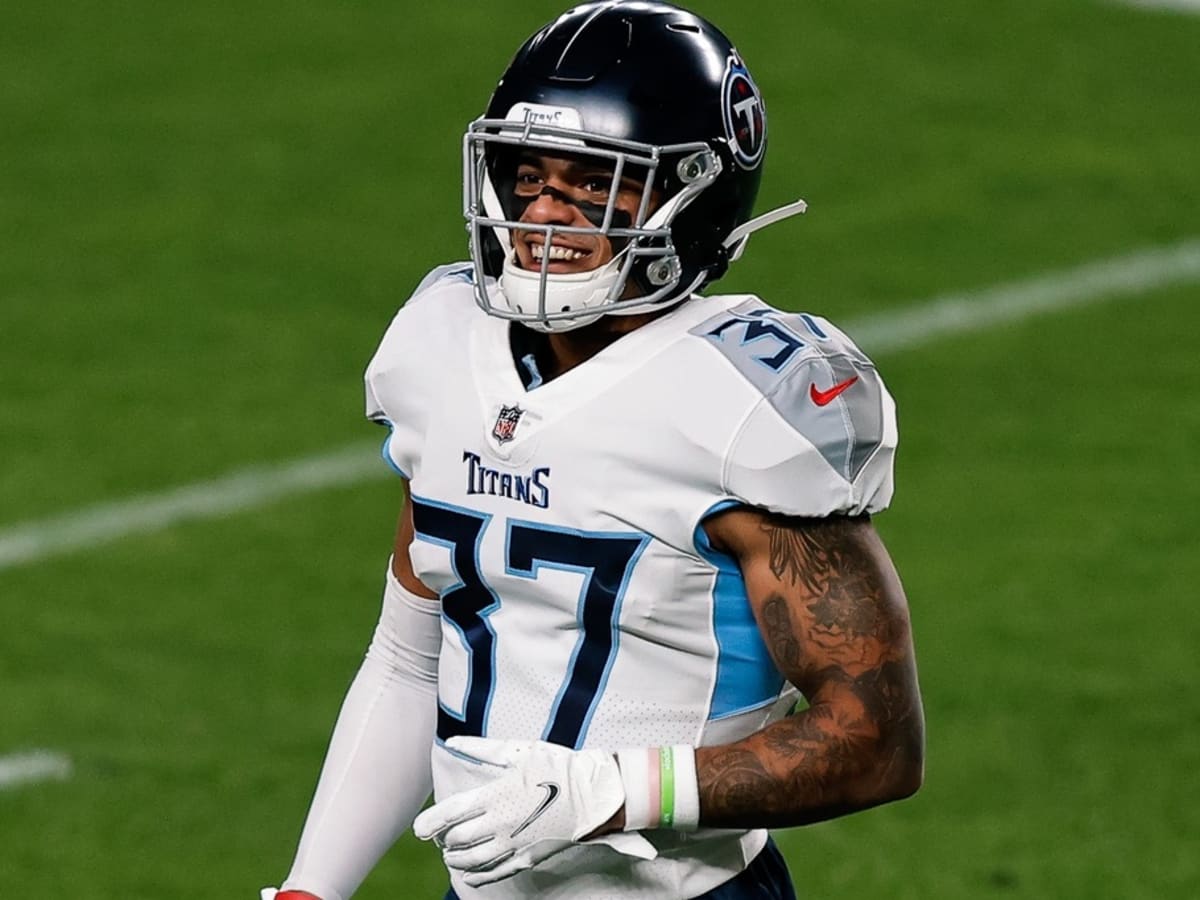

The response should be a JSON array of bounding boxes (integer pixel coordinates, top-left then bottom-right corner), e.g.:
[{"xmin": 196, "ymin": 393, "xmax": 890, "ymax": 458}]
[{"xmin": 699, "ymin": 515, "xmax": 924, "ymax": 828}]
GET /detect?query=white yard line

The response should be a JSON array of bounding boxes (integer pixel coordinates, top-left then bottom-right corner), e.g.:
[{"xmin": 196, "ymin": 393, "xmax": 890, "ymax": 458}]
[
  {"xmin": 1113, "ymin": 0, "xmax": 1200, "ymax": 13},
  {"xmin": 0, "ymin": 750, "xmax": 73, "ymax": 791},
  {"xmin": 848, "ymin": 238, "xmax": 1200, "ymax": 352},
  {"xmin": 1, "ymin": 237, "xmax": 1198, "ymax": 572},
  {"xmin": 0, "ymin": 444, "xmax": 388, "ymax": 571}
]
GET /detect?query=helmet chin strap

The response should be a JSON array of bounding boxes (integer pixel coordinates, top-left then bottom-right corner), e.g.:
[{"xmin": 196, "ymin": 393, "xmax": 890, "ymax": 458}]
[
  {"xmin": 499, "ymin": 258, "xmax": 614, "ymax": 332},
  {"xmin": 723, "ymin": 199, "xmax": 808, "ymax": 262}
]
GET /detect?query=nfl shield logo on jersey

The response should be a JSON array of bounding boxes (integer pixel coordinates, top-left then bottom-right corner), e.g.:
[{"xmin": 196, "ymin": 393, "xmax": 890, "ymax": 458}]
[{"xmin": 491, "ymin": 404, "xmax": 524, "ymax": 444}]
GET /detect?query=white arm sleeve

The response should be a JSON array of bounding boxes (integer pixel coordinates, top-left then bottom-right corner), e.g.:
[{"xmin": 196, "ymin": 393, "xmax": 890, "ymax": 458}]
[{"xmin": 280, "ymin": 564, "xmax": 441, "ymax": 900}]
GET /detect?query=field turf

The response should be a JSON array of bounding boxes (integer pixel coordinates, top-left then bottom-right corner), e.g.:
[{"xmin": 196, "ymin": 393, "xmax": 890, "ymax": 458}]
[{"xmin": 2, "ymin": 1, "xmax": 1198, "ymax": 897}]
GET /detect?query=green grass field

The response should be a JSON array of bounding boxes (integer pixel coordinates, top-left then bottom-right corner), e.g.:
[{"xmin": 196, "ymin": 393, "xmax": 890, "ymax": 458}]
[{"xmin": 3, "ymin": 1, "xmax": 1199, "ymax": 897}]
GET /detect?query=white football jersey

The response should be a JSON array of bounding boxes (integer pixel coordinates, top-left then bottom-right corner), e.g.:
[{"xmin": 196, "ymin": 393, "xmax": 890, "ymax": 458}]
[{"xmin": 364, "ymin": 263, "xmax": 898, "ymax": 899}]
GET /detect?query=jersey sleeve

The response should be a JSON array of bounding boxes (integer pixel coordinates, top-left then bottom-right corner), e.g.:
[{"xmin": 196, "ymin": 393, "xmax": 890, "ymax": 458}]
[
  {"xmin": 363, "ymin": 262, "xmax": 475, "ymax": 478},
  {"xmin": 721, "ymin": 317, "xmax": 898, "ymax": 518}
]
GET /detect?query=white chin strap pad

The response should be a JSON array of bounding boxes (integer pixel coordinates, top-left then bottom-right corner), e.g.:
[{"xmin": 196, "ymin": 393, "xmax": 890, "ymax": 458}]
[{"xmin": 498, "ymin": 252, "xmax": 625, "ymax": 333}]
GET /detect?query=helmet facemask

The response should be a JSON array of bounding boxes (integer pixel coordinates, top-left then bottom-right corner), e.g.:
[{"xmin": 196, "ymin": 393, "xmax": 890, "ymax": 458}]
[{"xmin": 464, "ymin": 111, "xmax": 723, "ymax": 333}]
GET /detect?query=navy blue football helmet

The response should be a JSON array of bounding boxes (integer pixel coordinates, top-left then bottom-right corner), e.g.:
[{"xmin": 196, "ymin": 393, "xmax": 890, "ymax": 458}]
[{"xmin": 463, "ymin": 1, "xmax": 805, "ymax": 332}]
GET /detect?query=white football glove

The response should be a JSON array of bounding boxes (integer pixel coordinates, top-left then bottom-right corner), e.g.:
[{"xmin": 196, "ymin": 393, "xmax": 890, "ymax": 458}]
[{"xmin": 413, "ymin": 736, "xmax": 653, "ymax": 886}]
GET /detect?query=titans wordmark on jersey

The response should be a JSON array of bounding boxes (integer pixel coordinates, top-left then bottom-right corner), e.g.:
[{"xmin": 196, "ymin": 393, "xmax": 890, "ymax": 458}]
[{"xmin": 364, "ymin": 263, "xmax": 897, "ymax": 900}]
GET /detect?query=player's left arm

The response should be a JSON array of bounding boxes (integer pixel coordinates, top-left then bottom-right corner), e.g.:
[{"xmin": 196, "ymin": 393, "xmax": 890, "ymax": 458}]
[{"xmin": 695, "ymin": 506, "xmax": 925, "ymax": 828}]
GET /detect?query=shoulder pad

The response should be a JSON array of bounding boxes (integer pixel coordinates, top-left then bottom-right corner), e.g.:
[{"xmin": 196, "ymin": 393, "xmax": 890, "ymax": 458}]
[
  {"xmin": 407, "ymin": 262, "xmax": 475, "ymax": 305},
  {"xmin": 696, "ymin": 298, "xmax": 893, "ymax": 490}
]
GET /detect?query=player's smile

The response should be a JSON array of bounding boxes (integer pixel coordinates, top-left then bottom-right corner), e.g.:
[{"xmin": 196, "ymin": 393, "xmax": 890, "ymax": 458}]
[{"xmin": 518, "ymin": 236, "xmax": 600, "ymax": 274}]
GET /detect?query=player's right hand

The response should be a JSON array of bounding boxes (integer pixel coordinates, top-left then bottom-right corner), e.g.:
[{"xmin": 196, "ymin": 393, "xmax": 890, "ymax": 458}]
[{"xmin": 413, "ymin": 736, "xmax": 636, "ymax": 885}]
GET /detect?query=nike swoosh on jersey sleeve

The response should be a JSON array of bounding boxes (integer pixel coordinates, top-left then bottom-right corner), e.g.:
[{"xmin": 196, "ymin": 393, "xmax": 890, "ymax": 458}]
[{"xmin": 690, "ymin": 300, "xmax": 898, "ymax": 517}]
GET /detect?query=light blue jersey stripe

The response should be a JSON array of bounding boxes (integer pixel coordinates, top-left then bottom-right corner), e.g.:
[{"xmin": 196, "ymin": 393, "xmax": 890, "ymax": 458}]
[
  {"xmin": 694, "ymin": 503, "xmax": 785, "ymax": 719},
  {"xmin": 378, "ymin": 423, "xmax": 410, "ymax": 478}
]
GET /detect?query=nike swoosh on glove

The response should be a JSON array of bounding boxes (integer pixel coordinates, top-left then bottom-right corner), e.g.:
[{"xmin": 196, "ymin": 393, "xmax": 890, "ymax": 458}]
[{"xmin": 413, "ymin": 736, "xmax": 654, "ymax": 886}]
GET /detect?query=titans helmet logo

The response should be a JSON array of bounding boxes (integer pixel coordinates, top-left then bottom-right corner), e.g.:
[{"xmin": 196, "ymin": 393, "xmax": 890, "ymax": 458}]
[{"xmin": 721, "ymin": 54, "xmax": 766, "ymax": 170}]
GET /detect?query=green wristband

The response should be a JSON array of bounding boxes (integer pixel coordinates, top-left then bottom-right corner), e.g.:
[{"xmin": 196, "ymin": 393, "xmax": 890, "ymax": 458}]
[{"xmin": 659, "ymin": 746, "xmax": 676, "ymax": 828}]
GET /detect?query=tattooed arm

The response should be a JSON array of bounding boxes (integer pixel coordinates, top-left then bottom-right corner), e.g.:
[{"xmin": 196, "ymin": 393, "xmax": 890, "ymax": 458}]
[{"xmin": 694, "ymin": 507, "xmax": 925, "ymax": 828}]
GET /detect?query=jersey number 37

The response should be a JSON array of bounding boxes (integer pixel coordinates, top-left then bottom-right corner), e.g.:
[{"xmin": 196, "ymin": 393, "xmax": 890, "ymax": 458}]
[{"xmin": 412, "ymin": 497, "xmax": 649, "ymax": 749}]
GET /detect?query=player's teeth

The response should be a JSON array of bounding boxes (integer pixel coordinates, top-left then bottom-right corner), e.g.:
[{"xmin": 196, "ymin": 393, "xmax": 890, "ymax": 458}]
[{"xmin": 531, "ymin": 244, "xmax": 584, "ymax": 260}]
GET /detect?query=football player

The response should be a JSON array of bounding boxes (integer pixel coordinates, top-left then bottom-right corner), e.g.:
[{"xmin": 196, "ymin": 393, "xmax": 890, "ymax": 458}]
[{"xmin": 266, "ymin": 3, "xmax": 924, "ymax": 898}]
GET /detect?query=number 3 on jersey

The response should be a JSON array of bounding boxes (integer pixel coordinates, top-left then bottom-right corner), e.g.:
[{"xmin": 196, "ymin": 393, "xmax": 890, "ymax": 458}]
[{"xmin": 411, "ymin": 497, "xmax": 648, "ymax": 749}]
